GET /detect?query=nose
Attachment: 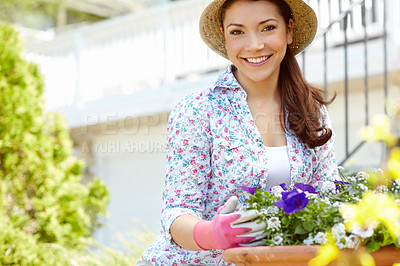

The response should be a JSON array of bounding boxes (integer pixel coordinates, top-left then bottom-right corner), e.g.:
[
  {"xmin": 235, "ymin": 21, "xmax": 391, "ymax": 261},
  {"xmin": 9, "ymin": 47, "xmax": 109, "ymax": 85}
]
[{"xmin": 245, "ymin": 32, "xmax": 264, "ymax": 52}]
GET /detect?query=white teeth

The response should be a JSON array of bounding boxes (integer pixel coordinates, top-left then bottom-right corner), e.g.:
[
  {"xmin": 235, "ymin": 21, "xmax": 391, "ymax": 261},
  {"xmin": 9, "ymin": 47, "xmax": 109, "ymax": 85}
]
[{"xmin": 247, "ymin": 56, "xmax": 270, "ymax": 63}]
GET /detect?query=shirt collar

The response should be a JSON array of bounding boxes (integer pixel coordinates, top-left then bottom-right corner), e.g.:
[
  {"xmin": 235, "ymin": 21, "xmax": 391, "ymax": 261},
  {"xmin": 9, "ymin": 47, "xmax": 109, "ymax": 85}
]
[{"xmin": 212, "ymin": 65, "xmax": 242, "ymax": 91}]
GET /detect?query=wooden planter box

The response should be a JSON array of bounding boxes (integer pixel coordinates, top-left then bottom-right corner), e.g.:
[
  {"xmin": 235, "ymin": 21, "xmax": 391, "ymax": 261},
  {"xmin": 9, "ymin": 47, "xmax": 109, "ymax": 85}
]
[{"xmin": 223, "ymin": 245, "xmax": 400, "ymax": 266}]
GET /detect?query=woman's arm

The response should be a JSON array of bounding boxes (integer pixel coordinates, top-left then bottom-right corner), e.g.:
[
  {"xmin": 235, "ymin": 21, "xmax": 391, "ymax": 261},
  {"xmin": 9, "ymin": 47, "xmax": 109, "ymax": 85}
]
[
  {"xmin": 170, "ymin": 215, "xmax": 202, "ymax": 250},
  {"xmin": 171, "ymin": 196, "xmax": 267, "ymax": 251},
  {"xmin": 160, "ymin": 93, "xmax": 212, "ymax": 247}
]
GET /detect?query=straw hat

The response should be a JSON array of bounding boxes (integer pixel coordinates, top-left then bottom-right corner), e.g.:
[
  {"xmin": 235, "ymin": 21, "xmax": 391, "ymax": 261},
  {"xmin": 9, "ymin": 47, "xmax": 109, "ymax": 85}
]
[{"xmin": 199, "ymin": 0, "xmax": 318, "ymax": 59}]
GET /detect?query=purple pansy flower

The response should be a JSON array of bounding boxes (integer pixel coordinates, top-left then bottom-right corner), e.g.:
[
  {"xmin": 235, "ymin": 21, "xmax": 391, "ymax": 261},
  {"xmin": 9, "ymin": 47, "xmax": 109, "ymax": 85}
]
[
  {"xmin": 279, "ymin": 183, "xmax": 288, "ymax": 191},
  {"xmin": 294, "ymin": 183, "xmax": 317, "ymax": 194},
  {"xmin": 241, "ymin": 185, "xmax": 261, "ymax": 195},
  {"xmin": 274, "ymin": 189, "xmax": 309, "ymax": 214}
]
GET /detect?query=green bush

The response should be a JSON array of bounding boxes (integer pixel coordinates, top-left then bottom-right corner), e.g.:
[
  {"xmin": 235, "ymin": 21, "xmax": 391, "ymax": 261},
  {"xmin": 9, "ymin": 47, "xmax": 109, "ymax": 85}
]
[{"xmin": 0, "ymin": 22, "xmax": 110, "ymax": 265}]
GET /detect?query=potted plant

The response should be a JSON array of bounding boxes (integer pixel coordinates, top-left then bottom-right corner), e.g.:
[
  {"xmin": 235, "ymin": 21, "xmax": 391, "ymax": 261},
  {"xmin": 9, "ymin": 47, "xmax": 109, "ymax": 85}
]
[{"xmin": 223, "ymin": 115, "xmax": 400, "ymax": 265}]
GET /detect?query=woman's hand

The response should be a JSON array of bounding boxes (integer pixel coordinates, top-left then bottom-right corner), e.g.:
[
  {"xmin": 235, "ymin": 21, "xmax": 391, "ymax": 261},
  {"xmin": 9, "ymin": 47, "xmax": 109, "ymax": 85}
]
[{"xmin": 192, "ymin": 196, "xmax": 266, "ymax": 250}]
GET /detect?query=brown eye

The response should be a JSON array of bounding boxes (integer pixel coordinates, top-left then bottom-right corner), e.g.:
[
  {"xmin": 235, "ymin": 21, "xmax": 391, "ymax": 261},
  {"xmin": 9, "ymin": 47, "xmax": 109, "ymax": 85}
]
[
  {"xmin": 230, "ymin": 29, "xmax": 243, "ymax": 35},
  {"xmin": 262, "ymin": 25, "xmax": 276, "ymax": 32}
]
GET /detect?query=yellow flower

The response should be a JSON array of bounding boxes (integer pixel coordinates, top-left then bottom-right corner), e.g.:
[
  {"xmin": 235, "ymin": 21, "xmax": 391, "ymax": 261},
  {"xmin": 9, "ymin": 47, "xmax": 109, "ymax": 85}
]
[
  {"xmin": 359, "ymin": 252, "xmax": 376, "ymax": 266},
  {"xmin": 309, "ymin": 232, "xmax": 339, "ymax": 266},
  {"xmin": 340, "ymin": 191, "xmax": 400, "ymax": 239},
  {"xmin": 387, "ymin": 147, "xmax": 400, "ymax": 180}
]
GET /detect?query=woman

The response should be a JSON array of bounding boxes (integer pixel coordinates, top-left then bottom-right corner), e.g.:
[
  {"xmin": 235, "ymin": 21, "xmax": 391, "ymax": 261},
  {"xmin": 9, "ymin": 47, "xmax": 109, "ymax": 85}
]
[{"xmin": 139, "ymin": 0, "xmax": 338, "ymax": 265}]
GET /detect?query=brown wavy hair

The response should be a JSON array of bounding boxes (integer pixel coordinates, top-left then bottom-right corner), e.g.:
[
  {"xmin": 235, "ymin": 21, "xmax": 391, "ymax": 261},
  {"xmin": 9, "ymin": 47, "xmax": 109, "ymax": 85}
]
[
  {"xmin": 221, "ymin": 0, "xmax": 335, "ymax": 149},
  {"xmin": 280, "ymin": 47, "xmax": 334, "ymax": 149}
]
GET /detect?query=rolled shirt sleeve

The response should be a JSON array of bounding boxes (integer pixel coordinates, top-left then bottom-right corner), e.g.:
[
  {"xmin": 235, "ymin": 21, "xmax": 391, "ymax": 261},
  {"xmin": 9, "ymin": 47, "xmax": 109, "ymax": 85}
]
[{"xmin": 160, "ymin": 92, "xmax": 212, "ymax": 245}]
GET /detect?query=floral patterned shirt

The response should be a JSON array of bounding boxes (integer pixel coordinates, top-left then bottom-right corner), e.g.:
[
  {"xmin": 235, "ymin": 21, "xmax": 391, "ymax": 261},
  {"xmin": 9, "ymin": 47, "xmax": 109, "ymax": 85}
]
[{"xmin": 141, "ymin": 65, "xmax": 338, "ymax": 265}]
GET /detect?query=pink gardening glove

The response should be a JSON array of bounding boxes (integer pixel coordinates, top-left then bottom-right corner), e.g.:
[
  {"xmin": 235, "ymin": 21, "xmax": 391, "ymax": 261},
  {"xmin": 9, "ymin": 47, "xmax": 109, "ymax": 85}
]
[{"xmin": 192, "ymin": 196, "xmax": 266, "ymax": 250}]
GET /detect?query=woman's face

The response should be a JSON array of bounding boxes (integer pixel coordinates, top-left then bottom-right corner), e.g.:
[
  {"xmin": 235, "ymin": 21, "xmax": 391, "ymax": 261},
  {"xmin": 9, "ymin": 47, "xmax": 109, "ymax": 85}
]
[{"xmin": 222, "ymin": 0, "xmax": 293, "ymax": 87}]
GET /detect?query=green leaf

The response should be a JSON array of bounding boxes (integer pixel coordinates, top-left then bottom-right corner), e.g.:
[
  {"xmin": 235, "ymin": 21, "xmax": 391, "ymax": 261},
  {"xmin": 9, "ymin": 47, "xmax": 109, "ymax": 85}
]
[
  {"xmin": 303, "ymin": 221, "xmax": 315, "ymax": 232},
  {"xmin": 294, "ymin": 224, "xmax": 308, "ymax": 235},
  {"xmin": 366, "ymin": 240, "xmax": 382, "ymax": 253},
  {"xmin": 281, "ymin": 216, "xmax": 289, "ymax": 225}
]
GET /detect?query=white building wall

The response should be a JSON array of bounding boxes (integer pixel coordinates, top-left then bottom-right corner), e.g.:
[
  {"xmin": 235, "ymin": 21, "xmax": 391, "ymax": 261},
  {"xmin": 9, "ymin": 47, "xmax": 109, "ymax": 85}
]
[{"xmin": 75, "ymin": 113, "xmax": 170, "ymax": 247}]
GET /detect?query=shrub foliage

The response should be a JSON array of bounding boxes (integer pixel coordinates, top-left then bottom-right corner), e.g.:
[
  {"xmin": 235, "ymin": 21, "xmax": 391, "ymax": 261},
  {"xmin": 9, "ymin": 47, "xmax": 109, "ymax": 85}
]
[{"xmin": 0, "ymin": 22, "xmax": 109, "ymax": 265}]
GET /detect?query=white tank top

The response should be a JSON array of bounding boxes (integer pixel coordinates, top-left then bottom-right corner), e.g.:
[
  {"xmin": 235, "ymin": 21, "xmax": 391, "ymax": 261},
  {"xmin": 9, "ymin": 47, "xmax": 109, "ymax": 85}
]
[{"xmin": 264, "ymin": 145, "xmax": 291, "ymax": 190}]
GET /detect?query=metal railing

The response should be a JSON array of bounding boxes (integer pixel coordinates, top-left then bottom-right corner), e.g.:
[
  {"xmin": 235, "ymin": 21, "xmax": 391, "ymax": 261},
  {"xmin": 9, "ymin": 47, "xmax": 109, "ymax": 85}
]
[{"xmin": 299, "ymin": 0, "xmax": 392, "ymax": 166}]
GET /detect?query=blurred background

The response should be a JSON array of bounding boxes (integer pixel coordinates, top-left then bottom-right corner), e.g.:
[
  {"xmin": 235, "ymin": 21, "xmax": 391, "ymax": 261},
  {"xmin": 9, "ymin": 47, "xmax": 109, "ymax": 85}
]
[{"xmin": 3, "ymin": 0, "xmax": 400, "ymax": 250}]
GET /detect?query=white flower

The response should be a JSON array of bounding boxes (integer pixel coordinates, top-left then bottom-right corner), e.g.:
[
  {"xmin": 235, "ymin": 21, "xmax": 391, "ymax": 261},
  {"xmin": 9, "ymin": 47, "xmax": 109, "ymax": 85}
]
[
  {"xmin": 374, "ymin": 185, "xmax": 388, "ymax": 194},
  {"xmin": 335, "ymin": 241, "xmax": 346, "ymax": 249},
  {"xmin": 392, "ymin": 180, "xmax": 400, "ymax": 193},
  {"xmin": 337, "ymin": 166, "xmax": 345, "ymax": 171},
  {"xmin": 332, "ymin": 201, "xmax": 342, "ymax": 208},
  {"xmin": 265, "ymin": 206, "xmax": 279, "ymax": 216},
  {"xmin": 267, "ymin": 217, "xmax": 281, "ymax": 231},
  {"xmin": 352, "ymin": 227, "xmax": 374, "ymax": 238},
  {"xmin": 320, "ymin": 197, "xmax": 331, "ymax": 205},
  {"xmin": 270, "ymin": 185, "xmax": 284, "ymax": 198},
  {"xmin": 303, "ymin": 234, "xmax": 314, "ymax": 245},
  {"xmin": 252, "ymin": 202, "xmax": 258, "ymax": 208},
  {"xmin": 356, "ymin": 171, "xmax": 369, "ymax": 180},
  {"xmin": 348, "ymin": 176, "xmax": 357, "ymax": 182},
  {"xmin": 305, "ymin": 192, "xmax": 318, "ymax": 200},
  {"xmin": 314, "ymin": 232, "xmax": 327, "ymax": 244},
  {"xmin": 271, "ymin": 235, "xmax": 283, "ymax": 246},
  {"xmin": 373, "ymin": 168, "xmax": 384, "ymax": 175},
  {"xmin": 332, "ymin": 223, "xmax": 346, "ymax": 239},
  {"xmin": 333, "ymin": 217, "xmax": 342, "ymax": 223},
  {"xmin": 357, "ymin": 183, "xmax": 369, "ymax": 191},
  {"xmin": 321, "ymin": 181, "xmax": 336, "ymax": 194},
  {"xmin": 345, "ymin": 234, "xmax": 360, "ymax": 249},
  {"xmin": 351, "ymin": 222, "xmax": 377, "ymax": 238}
]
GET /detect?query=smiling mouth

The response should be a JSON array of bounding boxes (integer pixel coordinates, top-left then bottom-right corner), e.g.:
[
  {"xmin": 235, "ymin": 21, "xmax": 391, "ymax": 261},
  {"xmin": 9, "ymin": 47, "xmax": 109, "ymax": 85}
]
[{"xmin": 245, "ymin": 55, "xmax": 272, "ymax": 64}]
